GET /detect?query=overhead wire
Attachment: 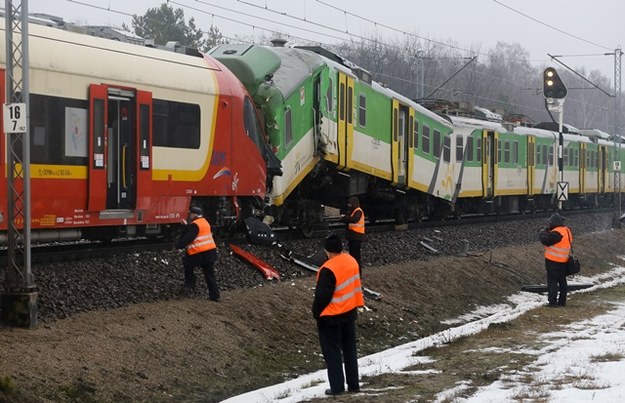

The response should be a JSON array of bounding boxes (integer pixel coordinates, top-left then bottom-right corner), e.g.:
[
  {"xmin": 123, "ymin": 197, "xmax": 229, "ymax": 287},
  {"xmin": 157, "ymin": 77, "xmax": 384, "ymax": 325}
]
[
  {"xmin": 492, "ymin": 0, "xmax": 613, "ymax": 51},
  {"xmin": 68, "ymin": 0, "xmax": 609, "ymax": 120},
  {"xmin": 314, "ymin": 0, "xmax": 486, "ymax": 57}
]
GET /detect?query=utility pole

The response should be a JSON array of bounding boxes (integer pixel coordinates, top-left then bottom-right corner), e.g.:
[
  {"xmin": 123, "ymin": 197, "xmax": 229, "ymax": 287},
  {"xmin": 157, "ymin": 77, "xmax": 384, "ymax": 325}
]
[
  {"xmin": 612, "ymin": 47, "xmax": 622, "ymax": 228},
  {"xmin": 2, "ymin": 0, "xmax": 37, "ymax": 328},
  {"xmin": 414, "ymin": 50, "xmax": 425, "ymax": 100}
]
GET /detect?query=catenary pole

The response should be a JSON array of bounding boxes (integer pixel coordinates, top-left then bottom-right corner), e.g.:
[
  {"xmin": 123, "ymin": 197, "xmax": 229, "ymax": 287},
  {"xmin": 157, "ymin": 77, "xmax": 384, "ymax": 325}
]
[{"xmin": 2, "ymin": 0, "xmax": 37, "ymax": 328}]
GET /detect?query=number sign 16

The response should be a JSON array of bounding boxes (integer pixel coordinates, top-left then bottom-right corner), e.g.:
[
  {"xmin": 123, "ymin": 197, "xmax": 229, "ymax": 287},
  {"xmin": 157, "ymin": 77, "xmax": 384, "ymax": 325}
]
[{"xmin": 3, "ymin": 103, "xmax": 27, "ymax": 133}]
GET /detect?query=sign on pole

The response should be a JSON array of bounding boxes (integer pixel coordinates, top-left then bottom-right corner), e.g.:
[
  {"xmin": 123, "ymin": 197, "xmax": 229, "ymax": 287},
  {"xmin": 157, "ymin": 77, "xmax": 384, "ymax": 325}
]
[
  {"xmin": 557, "ymin": 181, "xmax": 569, "ymax": 202},
  {"xmin": 3, "ymin": 103, "xmax": 27, "ymax": 133}
]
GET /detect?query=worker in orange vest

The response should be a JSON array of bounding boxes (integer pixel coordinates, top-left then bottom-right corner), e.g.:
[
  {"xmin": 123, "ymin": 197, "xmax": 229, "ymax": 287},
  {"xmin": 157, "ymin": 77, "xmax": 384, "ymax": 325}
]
[
  {"xmin": 312, "ymin": 235, "xmax": 365, "ymax": 396},
  {"xmin": 340, "ymin": 196, "xmax": 365, "ymax": 275},
  {"xmin": 539, "ymin": 213, "xmax": 571, "ymax": 307},
  {"xmin": 176, "ymin": 206, "xmax": 220, "ymax": 302}
]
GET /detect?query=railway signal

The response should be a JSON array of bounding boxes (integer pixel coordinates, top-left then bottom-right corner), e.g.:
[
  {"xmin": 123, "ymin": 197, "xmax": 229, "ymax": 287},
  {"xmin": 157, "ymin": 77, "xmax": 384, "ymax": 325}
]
[{"xmin": 543, "ymin": 68, "xmax": 567, "ymax": 99}]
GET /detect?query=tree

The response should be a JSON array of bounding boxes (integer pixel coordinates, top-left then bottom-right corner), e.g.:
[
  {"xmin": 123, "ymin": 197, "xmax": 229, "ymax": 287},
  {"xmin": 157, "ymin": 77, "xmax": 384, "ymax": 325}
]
[
  {"xmin": 205, "ymin": 25, "xmax": 227, "ymax": 50},
  {"xmin": 127, "ymin": 3, "xmax": 207, "ymax": 50}
]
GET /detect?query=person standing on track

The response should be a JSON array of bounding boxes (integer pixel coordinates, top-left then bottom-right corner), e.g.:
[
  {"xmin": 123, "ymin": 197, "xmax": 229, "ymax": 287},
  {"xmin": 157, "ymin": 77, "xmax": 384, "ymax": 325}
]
[
  {"xmin": 539, "ymin": 213, "xmax": 571, "ymax": 307},
  {"xmin": 176, "ymin": 206, "xmax": 220, "ymax": 302},
  {"xmin": 340, "ymin": 196, "xmax": 365, "ymax": 276},
  {"xmin": 312, "ymin": 235, "xmax": 365, "ymax": 396}
]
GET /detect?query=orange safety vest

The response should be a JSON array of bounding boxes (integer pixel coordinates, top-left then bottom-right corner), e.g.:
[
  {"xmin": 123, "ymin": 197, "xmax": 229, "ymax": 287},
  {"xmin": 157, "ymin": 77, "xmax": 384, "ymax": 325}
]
[
  {"xmin": 317, "ymin": 253, "xmax": 364, "ymax": 317},
  {"xmin": 187, "ymin": 217, "xmax": 216, "ymax": 255},
  {"xmin": 544, "ymin": 226, "xmax": 571, "ymax": 263},
  {"xmin": 348, "ymin": 207, "xmax": 365, "ymax": 234}
]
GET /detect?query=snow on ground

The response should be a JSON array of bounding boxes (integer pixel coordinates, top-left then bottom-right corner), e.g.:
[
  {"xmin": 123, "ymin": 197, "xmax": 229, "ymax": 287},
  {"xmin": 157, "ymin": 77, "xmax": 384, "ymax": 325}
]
[{"xmin": 222, "ymin": 266, "xmax": 625, "ymax": 403}]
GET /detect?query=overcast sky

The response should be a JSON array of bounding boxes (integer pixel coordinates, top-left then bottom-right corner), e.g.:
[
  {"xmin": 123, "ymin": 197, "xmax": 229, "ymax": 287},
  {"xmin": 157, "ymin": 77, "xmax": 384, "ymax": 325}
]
[{"xmin": 25, "ymin": 0, "xmax": 624, "ymax": 82}]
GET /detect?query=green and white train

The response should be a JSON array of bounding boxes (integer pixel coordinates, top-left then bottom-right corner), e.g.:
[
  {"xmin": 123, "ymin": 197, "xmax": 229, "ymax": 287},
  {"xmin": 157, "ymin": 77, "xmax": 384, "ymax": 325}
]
[{"xmin": 211, "ymin": 43, "xmax": 624, "ymax": 230}]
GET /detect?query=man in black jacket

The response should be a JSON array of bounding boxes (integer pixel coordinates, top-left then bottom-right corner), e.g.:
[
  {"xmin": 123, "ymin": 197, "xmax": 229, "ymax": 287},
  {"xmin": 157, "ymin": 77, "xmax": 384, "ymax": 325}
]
[
  {"xmin": 313, "ymin": 235, "xmax": 364, "ymax": 396},
  {"xmin": 539, "ymin": 213, "xmax": 571, "ymax": 307}
]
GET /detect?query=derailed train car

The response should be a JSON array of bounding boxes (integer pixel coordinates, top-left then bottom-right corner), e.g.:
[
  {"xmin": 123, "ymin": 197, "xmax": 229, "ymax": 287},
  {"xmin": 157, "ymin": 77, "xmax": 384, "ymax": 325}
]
[
  {"xmin": 0, "ymin": 21, "xmax": 278, "ymax": 244},
  {"xmin": 212, "ymin": 43, "xmax": 624, "ymax": 229},
  {"xmin": 211, "ymin": 43, "xmax": 456, "ymax": 230}
]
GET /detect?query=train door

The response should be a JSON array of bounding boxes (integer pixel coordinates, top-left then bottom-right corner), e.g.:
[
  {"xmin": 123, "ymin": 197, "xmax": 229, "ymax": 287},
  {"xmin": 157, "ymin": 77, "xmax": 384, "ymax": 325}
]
[
  {"xmin": 527, "ymin": 136, "xmax": 535, "ymax": 196},
  {"xmin": 337, "ymin": 72, "xmax": 354, "ymax": 170},
  {"xmin": 312, "ymin": 75, "xmax": 321, "ymax": 157},
  {"xmin": 482, "ymin": 130, "xmax": 497, "ymax": 198},
  {"xmin": 407, "ymin": 109, "xmax": 416, "ymax": 188},
  {"xmin": 391, "ymin": 100, "xmax": 409, "ymax": 187},
  {"xmin": 88, "ymin": 84, "xmax": 152, "ymax": 213},
  {"xmin": 599, "ymin": 145, "xmax": 607, "ymax": 193},
  {"xmin": 107, "ymin": 90, "xmax": 135, "ymax": 210}
]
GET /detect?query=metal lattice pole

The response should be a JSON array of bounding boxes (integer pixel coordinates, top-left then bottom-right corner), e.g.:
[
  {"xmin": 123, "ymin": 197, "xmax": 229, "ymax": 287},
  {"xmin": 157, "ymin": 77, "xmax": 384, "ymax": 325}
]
[
  {"xmin": 2, "ymin": 0, "xmax": 37, "ymax": 327},
  {"xmin": 614, "ymin": 47, "xmax": 622, "ymax": 227}
]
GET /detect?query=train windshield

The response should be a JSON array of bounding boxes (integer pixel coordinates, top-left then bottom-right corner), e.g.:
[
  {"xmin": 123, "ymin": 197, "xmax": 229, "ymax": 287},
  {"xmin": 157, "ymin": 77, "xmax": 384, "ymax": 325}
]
[
  {"xmin": 243, "ymin": 96, "xmax": 282, "ymax": 177},
  {"xmin": 243, "ymin": 97, "xmax": 265, "ymax": 151}
]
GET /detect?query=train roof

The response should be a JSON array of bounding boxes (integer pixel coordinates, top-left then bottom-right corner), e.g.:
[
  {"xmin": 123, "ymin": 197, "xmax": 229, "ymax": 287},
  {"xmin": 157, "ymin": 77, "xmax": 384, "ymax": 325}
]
[
  {"xmin": 579, "ymin": 128, "xmax": 611, "ymax": 140},
  {"xmin": 210, "ymin": 44, "xmax": 324, "ymax": 98},
  {"xmin": 514, "ymin": 126, "xmax": 594, "ymax": 143},
  {"xmin": 448, "ymin": 115, "xmax": 508, "ymax": 132},
  {"xmin": 0, "ymin": 19, "xmax": 226, "ymax": 95}
]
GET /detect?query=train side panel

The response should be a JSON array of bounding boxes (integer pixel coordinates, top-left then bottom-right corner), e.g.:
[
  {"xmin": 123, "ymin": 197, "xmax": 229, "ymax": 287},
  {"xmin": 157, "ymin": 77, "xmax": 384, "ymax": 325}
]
[{"xmin": 0, "ymin": 22, "xmax": 268, "ymax": 240}]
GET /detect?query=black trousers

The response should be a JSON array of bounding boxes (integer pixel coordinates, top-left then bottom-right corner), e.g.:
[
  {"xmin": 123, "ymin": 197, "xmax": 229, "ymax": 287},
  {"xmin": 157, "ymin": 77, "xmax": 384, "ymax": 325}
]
[
  {"xmin": 183, "ymin": 254, "xmax": 220, "ymax": 301},
  {"xmin": 348, "ymin": 239, "xmax": 362, "ymax": 275},
  {"xmin": 317, "ymin": 318, "xmax": 359, "ymax": 393},
  {"xmin": 546, "ymin": 266, "xmax": 567, "ymax": 305}
]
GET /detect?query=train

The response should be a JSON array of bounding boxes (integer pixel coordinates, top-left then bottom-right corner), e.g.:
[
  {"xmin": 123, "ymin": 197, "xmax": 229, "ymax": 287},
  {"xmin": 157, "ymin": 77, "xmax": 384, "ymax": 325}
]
[
  {"xmin": 210, "ymin": 42, "xmax": 624, "ymax": 232},
  {"xmin": 0, "ymin": 20, "xmax": 280, "ymax": 244},
  {"xmin": 2, "ymin": 21, "xmax": 623, "ymax": 245}
]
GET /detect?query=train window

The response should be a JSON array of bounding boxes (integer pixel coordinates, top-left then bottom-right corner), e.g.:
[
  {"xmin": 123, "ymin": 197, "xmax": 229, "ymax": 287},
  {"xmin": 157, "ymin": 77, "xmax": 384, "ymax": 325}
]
[
  {"xmin": 513, "ymin": 141, "xmax": 519, "ymax": 164},
  {"xmin": 414, "ymin": 120, "xmax": 419, "ymax": 149},
  {"xmin": 326, "ymin": 77, "xmax": 333, "ymax": 114},
  {"xmin": 153, "ymin": 99, "xmax": 200, "ymax": 149},
  {"xmin": 466, "ymin": 136, "xmax": 474, "ymax": 161},
  {"xmin": 347, "ymin": 86, "xmax": 353, "ymax": 124},
  {"xmin": 504, "ymin": 141, "xmax": 510, "ymax": 163},
  {"xmin": 284, "ymin": 108, "xmax": 293, "ymax": 146},
  {"xmin": 358, "ymin": 94, "xmax": 366, "ymax": 127},
  {"xmin": 443, "ymin": 135, "xmax": 450, "ymax": 163},
  {"xmin": 587, "ymin": 150, "xmax": 592, "ymax": 168},
  {"xmin": 476, "ymin": 137, "xmax": 482, "ymax": 162},
  {"xmin": 28, "ymin": 93, "xmax": 89, "ymax": 165},
  {"xmin": 243, "ymin": 97, "xmax": 264, "ymax": 151},
  {"xmin": 408, "ymin": 116, "xmax": 414, "ymax": 148},
  {"xmin": 393, "ymin": 108, "xmax": 398, "ymax": 142},
  {"xmin": 139, "ymin": 104, "xmax": 150, "ymax": 169},
  {"xmin": 536, "ymin": 145, "xmax": 541, "ymax": 166},
  {"xmin": 497, "ymin": 141, "xmax": 502, "ymax": 164},
  {"xmin": 545, "ymin": 145, "xmax": 551, "ymax": 166},
  {"xmin": 339, "ymin": 83, "xmax": 345, "ymax": 121},
  {"xmin": 563, "ymin": 147, "xmax": 569, "ymax": 166},
  {"xmin": 422, "ymin": 125, "xmax": 430, "ymax": 154},
  {"xmin": 456, "ymin": 135, "xmax": 463, "ymax": 162},
  {"xmin": 433, "ymin": 130, "xmax": 441, "ymax": 158}
]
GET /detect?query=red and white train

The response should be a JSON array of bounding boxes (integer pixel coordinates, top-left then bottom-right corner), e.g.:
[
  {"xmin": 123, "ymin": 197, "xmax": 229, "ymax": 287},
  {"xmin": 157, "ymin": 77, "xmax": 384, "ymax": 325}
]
[{"xmin": 0, "ymin": 21, "xmax": 278, "ymax": 243}]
